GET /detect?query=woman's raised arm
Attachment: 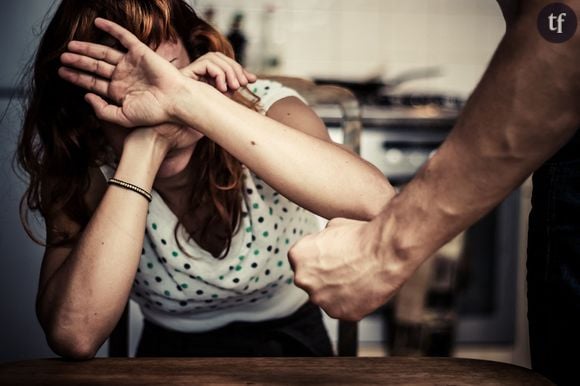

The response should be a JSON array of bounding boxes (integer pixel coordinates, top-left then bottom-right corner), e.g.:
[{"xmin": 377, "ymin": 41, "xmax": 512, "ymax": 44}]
[{"xmin": 60, "ymin": 18, "xmax": 395, "ymax": 220}]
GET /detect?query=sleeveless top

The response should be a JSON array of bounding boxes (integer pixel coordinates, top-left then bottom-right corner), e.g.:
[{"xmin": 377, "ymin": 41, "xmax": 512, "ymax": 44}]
[{"xmin": 101, "ymin": 80, "xmax": 321, "ymax": 332}]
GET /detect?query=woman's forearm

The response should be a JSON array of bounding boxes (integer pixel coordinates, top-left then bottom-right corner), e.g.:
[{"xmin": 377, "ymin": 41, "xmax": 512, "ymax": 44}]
[
  {"xmin": 38, "ymin": 134, "xmax": 166, "ymax": 358},
  {"xmin": 58, "ymin": 18, "xmax": 393, "ymax": 219},
  {"xmin": 171, "ymin": 81, "xmax": 395, "ymax": 220}
]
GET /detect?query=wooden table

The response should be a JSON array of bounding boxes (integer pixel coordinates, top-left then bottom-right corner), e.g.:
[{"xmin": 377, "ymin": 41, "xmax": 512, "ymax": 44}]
[{"xmin": 0, "ymin": 357, "xmax": 554, "ymax": 385}]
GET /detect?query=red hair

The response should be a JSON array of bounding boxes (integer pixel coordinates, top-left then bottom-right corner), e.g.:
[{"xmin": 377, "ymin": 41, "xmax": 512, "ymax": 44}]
[{"xmin": 18, "ymin": 0, "xmax": 258, "ymax": 258}]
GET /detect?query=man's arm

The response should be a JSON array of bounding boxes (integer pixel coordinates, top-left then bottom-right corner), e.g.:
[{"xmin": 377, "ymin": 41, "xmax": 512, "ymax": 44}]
[
  {"xmin": 290, "ymin": 0, "xmax": 580, "ymax": 320},
  {"xmin": 384, "ymin": 0, "xmax": 580, "ymax": 264}
]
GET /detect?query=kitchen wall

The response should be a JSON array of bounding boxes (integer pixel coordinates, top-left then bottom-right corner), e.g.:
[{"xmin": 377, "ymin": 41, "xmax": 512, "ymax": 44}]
[{"xmin": 192, "ymin": 0, "xmax": 506, "ymax": 97}]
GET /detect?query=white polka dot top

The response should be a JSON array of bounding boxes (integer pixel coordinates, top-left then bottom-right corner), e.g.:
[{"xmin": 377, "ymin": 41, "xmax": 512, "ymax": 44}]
[{"xmin": 101, "ymin": 80, "xmax": 321, "ymax": 333}]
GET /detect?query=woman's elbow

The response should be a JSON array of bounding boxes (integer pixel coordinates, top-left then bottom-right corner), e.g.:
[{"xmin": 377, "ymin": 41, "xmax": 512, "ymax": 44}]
[
  {"xmin": 41, "ymin": 317, "xmax": 100, "ymax": 360},
  {"xmin": 46, "ymin": 329, "xmax": 99, "ymax": 360}
]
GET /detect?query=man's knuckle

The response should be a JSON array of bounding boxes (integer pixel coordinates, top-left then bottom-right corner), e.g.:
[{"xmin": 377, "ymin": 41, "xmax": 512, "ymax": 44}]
[
  {"xmin": 348, "ymin": 312, "xmax": 363, "ymax": 322},
  {"xmin": 325, "ymin": 306, "xmax": 342, "ymax": 319},
  {"xmin": 293, "ymin": 275, "xmax": 308, "ymax": 289},
  {"xmin": 287, "ymin": 249, "xmax": 297, "ymax": 263},
  {"xmin": 310, "ymin": 292, "xmax": 327, "ymax": 306}
]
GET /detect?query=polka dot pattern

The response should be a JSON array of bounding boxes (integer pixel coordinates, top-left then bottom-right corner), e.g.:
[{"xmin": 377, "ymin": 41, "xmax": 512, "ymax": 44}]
[{"xmin": 123, "ymin": 80, "xmax": 319, "ymax": 327}]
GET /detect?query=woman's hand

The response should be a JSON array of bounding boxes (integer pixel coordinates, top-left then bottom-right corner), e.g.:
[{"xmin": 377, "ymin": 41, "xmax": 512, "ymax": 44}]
[
  {"xmin": 59, "ymin": 18, "xmax": 190, "ymax": 128},
  {"xmin": 180, "ymin": 52, "xmax": 256, "ymax": 94},
  {"xmin": 59, "ymin": 18, "xmax": 257, "ymax": 129}
]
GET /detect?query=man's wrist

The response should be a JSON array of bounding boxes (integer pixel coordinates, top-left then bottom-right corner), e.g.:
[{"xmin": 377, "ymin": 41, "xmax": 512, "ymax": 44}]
[{"xmin": 371, "ymin": 193, "xmax": 435, "ymax": 268}]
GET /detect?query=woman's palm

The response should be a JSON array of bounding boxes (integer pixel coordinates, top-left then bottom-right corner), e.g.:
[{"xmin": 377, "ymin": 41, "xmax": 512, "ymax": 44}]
[
  {"xmin": 109, "ymin": 47, "xmax": 178, "ymax": 126},
  {"xmin": 59, "ymin": 18, "xmax": 183, "ymax": 128}
]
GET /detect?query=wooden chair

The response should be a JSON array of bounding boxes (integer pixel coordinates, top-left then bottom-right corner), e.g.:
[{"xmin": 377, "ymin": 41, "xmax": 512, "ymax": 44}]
[{"xmin": 109, "ymin": 77, "xmax": 362, "ymax": 357}]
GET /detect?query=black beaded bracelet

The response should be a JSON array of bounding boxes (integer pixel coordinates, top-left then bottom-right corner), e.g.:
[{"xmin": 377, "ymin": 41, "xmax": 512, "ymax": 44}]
[{"xmin": 108, "ymin": 177, "xmax": 152, "ymax": 203}]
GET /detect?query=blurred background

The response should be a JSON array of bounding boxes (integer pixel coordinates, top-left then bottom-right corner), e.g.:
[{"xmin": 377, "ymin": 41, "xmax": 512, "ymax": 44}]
[
  {"xmin": 0, "ymin": 0, "xmax": 530, "ymax": 367},
  {"xmin": 192, "ymin": 0, "xmax": 504, "ymax": 97}
]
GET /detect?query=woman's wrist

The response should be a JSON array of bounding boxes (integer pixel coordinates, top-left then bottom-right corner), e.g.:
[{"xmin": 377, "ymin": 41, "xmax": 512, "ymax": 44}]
[
  {"xmin": 116, "ymin": 131, "xmax": 168, "ymax": 190},
  {"xmin": 167, "ymin": 78, "xmax": 216, "ymax": 131},
  {"xmin": 125, "ymin": 128, "xmax": 170, "ymax": 158}
]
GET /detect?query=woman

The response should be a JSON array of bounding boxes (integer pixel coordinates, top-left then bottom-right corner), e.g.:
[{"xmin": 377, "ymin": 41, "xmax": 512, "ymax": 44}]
[{"xmin": 18, "ymin": 0, "xmax": 394, "ymax": 359}]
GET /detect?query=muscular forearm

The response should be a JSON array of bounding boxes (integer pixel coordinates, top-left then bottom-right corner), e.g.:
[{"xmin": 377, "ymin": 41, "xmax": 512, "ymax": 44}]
[
  {"xmin": 171, "ymin": 81, "xmax": 394, "ymax": 220},
  {"xmin": 285, "ymin": 0, "xmax": 580, "ymax": 322},
  {"xmin": 378, "ymin": 0, "xmax": 580, "ymax": 264},
  {"xmin": 38, "ymin": 135, "xmax": 165, "ymax": 358}
]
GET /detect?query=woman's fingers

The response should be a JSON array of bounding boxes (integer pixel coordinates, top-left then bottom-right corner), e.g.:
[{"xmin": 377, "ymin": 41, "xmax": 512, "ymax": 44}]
[
  {"xmin": 58, "ymin": 66, "xmax": 109, "ymax": 96},
  {"xmin": 244, "ymin": 69, "xmax": 258, "ymax": 83},
  {"xmin": 60, "ymin": 52, "xmax": 115, "ymax": 79},
  {"xmin": 67, "ymin": 41, "xmax": 123, "ymax": 65},
  {"xmin": 84, "ymin": 93, "xmax": 131, "ymax": 127},
  {"xmin": 185, "ymin": 52, "xmax": 257, "ymax": 92},
  {"xmin": 212, "ymin": 53, "xmax": 247, "ymax": 87},
  {"xmin": 199, "ymin": 55, "xmax": 240, "ymax": 90},
  {"xmin": 217, "ymin": 52, "xmax": 258, "ymax": 86},
  {"xmin": 93, "ymin": 17, "xmax": 142, "ymax": 51},
  {"xmin": 201, "ymin": 62, "xmax": 228, "ymax": 92}
]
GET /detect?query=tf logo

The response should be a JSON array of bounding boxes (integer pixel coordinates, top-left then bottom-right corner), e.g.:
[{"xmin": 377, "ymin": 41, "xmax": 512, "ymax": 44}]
[{"xmin": 538, "ymin": 3, "xmax": 578, "ymax": 43}]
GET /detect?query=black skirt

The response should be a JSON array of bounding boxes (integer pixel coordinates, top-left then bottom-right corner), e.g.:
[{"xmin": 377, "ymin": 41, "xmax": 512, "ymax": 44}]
[{"xmin": 136, "ymin": 301, "xmax": 334, "ymax": 357}]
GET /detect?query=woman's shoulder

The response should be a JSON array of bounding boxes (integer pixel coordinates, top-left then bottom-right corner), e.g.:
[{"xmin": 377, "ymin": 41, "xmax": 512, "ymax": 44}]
[{"xmin": 251, "ymin": 79, "xmax": 307, "ymax": 113}]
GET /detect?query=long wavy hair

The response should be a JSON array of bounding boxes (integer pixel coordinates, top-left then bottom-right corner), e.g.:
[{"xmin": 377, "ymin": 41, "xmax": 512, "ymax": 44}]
[{"xmin": 18, "ymin": 0, "xmax": 258, "ymax": 258}]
